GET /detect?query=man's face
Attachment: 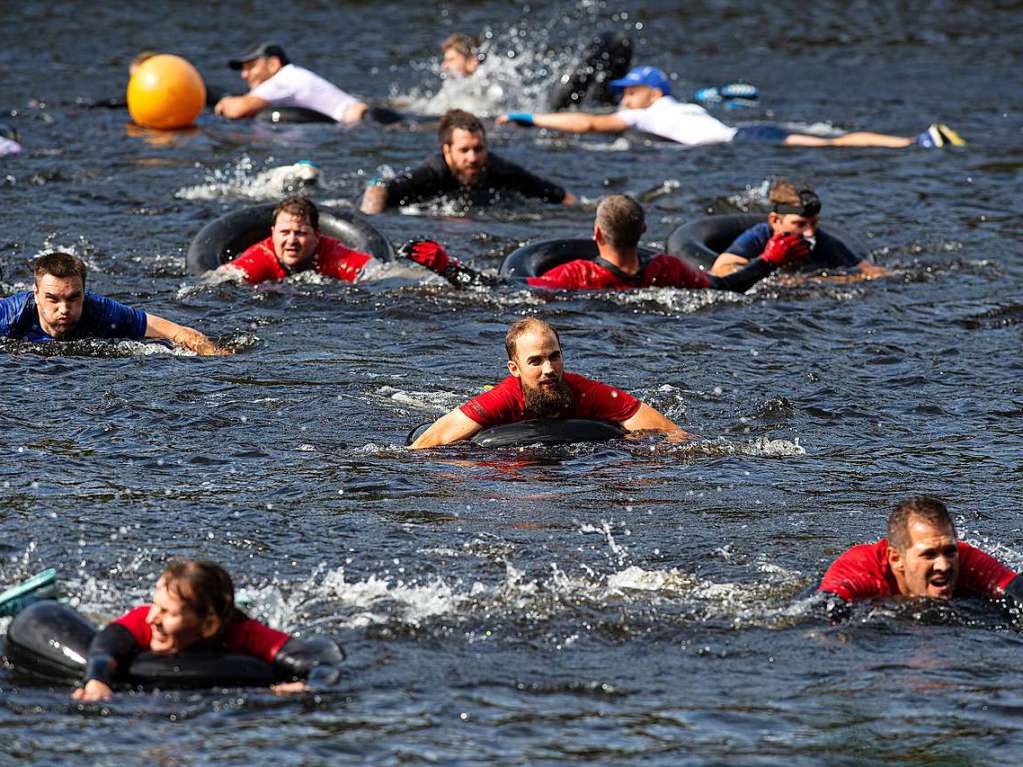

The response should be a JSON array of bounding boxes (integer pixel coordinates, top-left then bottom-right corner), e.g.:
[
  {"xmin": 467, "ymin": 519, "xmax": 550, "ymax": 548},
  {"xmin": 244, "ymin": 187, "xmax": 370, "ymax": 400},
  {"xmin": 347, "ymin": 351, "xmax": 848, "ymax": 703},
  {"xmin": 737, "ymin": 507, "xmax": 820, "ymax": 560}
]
[
  {"xmin": 768, "ymin": 212, "xmax": 819, "ymax": 240},
  {"xmin": 271, "ymin": 212, "xmax": 320, "ymax": 270},
  {"xmin": 241, "ymin": 56, "xmax": 280, "ymax": 88},
  {"xmin": 507, "ymin": 327, "xmax": 572, "ymax": 417},
  {"xmin": 888, "ymin": 516, "xmax": 960, "ymax": 599},
  {"xmin": 442, "ymin": 128, "xmax": 488, "ymax": 186},
  {"xmin": 34, "ymin": 273, "xmax": 84, "ymax": 339},
  {"xmin": 442, "ymin": 48, "xmax": 478, "ymax": 78},
  {"xmin": 620, "ymin": 86, "xmax": 661, "ymax": 110}
]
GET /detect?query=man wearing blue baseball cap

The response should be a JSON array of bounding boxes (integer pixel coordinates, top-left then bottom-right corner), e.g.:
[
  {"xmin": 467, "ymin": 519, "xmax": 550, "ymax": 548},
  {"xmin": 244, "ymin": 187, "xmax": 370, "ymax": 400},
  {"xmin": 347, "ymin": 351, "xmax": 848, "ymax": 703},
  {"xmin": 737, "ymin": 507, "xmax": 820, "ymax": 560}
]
[{"xmin": 498, "ymin": 65, "xmax": 964, "ymax": 149}]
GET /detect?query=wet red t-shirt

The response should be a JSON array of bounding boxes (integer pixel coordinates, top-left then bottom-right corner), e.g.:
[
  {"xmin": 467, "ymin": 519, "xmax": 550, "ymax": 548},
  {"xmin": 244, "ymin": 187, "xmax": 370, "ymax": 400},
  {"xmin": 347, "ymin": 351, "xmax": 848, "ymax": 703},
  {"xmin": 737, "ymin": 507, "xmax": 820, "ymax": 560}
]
[
  {"xmin": 225, "ymin": 235, "xmax": 372, "ymax": 284},
  {"xmin": 459, "ymin": 372, "xmax": 642, "ymax": 428},
  {"xmin": 113, "ymin": 605, "xmax": 290, "ymax": 663},
  {"xmin": 818, "ymin": 539, "xmax": 1017, "ymax": 602},
  {"xmin": 526, "ymin": 254, "xmax": 710, "ymax": 290}
]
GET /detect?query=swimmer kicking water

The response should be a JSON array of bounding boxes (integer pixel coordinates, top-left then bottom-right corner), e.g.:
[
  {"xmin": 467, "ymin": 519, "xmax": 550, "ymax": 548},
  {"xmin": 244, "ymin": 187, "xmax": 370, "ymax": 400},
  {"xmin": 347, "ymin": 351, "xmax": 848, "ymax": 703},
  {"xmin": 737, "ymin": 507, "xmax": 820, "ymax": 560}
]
[
  {"xmin": 402, "ymin": 194, "xmax": 811, "ymax": 292},
  {"xmin": 409, "ymin": 317, "xmax": 690, "ymax": 449},
  {"xmin": 0, "ymin": 252, "xmax": 228, "ymax": 355}
]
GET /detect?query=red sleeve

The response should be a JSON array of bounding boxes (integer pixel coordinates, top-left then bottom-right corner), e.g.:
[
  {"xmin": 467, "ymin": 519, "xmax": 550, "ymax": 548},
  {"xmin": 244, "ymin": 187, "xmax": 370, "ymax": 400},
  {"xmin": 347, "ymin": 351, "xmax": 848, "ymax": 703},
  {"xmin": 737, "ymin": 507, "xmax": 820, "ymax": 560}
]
[
  {"xmin": 957, "ymin": 542, "xmax": 1017, "ymax": 598},
  {"xmin": 224, "ymin": 238, "xmax": 285, "ymax": 284},
  {"xmin": 459, "ymin": 376, "xmax": 523, "ymax": 427},
  {"xmin": 224, "ymin": 617, "xmax": 290, "ymax": 663},
  {"xmin": 112, "ymin": 605, "xmax": 152, "ymax": 649},
  {"xmin": 527, "ymin": 260, "xmax": 618, "ymax": 290},
  {"xmin": 818, "ymin": 541, "xmax": 894, "ymax": 602},
  {"xmin": 641, "ymin": 254, "xmax": 710, "ymax": 289},
  {"xmin": 316, "ymin": 237, "xmax": 373, "ymax": 283},
  {"xmin": 566, "ymin": 373, "xmax": 641, "ymax": 422}
]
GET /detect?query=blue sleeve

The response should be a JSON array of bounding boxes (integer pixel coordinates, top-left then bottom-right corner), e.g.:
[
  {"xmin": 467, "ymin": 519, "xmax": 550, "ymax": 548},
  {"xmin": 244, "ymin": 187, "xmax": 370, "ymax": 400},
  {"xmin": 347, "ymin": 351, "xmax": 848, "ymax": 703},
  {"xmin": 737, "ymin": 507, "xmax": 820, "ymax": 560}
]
[
  {"xmin": 724, "ymin": 223, "xmax": 771, "ymax": 260},
  {"xmin": 0, "ymin": 292, "xmax": 31, "ymax": 338},
  {"xmin": 813, "ymin": 230, "xmax": 863, "ymax": 269},
  {"xmin": 81, "ymin": 293, "xmax": 148, "ymax": 340}
]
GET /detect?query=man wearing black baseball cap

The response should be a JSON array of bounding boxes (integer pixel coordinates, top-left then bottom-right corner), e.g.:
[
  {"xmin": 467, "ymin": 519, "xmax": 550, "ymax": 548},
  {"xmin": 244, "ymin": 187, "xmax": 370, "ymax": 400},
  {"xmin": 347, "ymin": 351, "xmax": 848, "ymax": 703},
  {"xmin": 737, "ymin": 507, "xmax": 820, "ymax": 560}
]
[
  {"xmin": 709, "ymin": 179, "xmax": 886, "ymax": 279},
  {"xmin": 215, "ymin": 41, "xmax": 367, "ymax": 124},
  {"xmin": 498, "ymin": 65, "xmax": 964, "ymax": 149}
]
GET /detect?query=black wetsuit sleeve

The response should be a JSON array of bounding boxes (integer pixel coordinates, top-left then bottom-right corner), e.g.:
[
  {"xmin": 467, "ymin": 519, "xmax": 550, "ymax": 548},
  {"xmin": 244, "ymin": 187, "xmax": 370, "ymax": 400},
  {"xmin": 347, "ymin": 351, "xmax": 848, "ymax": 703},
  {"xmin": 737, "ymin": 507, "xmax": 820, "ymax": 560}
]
[
  {"xmin": 273, "ymin": 636, "xmax": 345, "ymax": 689},
  {"xmin": 1001, "ymin": 574, "xmax": 1023, "ymax": 623},
  {"xmin": 817, "ymin": 231, "xmax": 863, "ymax": 269},
  {"xmin": 706, "ymin": 257, "xmax": 778, "ymax": 293},
  {"xmin": 83, "ymin": 623, "xmax": 138, "ymax": 686},
  {"xmin": 488, "ymin": 154, "xmax": 567, "ymax": 203},
  {"xmin": 383, "ymin": 160, "xmax": 447, "ymax": 208},
  {"xmin": 438, "ymin": 261, "xmax": 511, "ymax": 289}
]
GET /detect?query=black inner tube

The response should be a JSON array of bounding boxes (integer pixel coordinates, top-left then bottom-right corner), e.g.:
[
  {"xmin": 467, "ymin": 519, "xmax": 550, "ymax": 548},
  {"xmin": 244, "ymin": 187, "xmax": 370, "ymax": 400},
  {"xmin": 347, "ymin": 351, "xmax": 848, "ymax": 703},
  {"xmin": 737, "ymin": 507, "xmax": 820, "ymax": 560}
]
[
  {"xmin": 187, "ymin": 203, "xmax": 394, "ymax": 274},
  {"xmin": 470, "ymin": 419, "xmax": 626, "ymax": 448},
  {"xmin": 667, "ymin": 213, "xmax": 868, "ymax": 269},
  {"xmin": 257, "ymin": 106, "xmax": 336, "ymax": 124},
  {"xmin": 500, "ymin": 238, "xmax": 673, "ymax": 279}
]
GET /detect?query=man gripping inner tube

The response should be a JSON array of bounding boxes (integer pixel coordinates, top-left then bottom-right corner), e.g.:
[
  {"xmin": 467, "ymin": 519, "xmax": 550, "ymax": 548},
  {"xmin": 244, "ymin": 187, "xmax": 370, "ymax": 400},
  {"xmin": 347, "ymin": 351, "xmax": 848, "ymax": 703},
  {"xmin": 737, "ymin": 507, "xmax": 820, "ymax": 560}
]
[
  {"xmin": 401, "ymin": 194, "xmax": 812, "ymax": 293},
  {"xmin": 706, "ymin": 179, "xmax": 886, "ymax": 279},
  {"xmin": 408, "ymin": 317, "xmax": 692, "ymax": 449}
]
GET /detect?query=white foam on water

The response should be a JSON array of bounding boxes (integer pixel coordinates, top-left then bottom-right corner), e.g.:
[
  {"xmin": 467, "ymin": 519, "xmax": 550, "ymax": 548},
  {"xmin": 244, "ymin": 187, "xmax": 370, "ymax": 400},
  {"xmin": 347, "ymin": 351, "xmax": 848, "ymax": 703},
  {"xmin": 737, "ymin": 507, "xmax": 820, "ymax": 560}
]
[{"xmin": 175, "ymin": 158, "xmax": 321, "ymax": 201}]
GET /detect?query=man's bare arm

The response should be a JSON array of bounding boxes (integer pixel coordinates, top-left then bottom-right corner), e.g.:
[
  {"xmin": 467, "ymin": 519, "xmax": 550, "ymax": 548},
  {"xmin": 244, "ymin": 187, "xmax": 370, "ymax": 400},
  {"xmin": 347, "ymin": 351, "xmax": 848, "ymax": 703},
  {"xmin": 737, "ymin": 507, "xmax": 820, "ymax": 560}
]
[{"xmin": 410, "ymin": 409, "xmax": 483, "ymax": 449}]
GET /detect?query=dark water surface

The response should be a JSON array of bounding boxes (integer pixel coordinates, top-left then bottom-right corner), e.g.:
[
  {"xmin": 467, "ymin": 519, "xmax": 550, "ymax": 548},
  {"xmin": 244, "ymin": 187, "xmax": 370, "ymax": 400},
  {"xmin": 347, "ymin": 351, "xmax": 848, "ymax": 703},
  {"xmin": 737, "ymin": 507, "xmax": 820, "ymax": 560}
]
[{"xmin": 2, "ymin": 1, "xmax": 1023, "ymax": 764}]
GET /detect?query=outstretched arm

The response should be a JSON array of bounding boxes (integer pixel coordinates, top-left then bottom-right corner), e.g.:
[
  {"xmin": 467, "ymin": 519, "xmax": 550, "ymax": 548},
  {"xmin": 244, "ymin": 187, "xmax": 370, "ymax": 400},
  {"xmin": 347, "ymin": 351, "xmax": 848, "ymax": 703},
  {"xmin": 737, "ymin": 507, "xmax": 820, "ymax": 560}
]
[
  {"xmin": 621, "ymin": 402, "xmax": 695, "ymax": 442},
  {"xmin": 400, "ymin": 241, "xmax": 507, "ymax": 289},
  {"xmin": 270, "ymin": 636, "xmax": 345, "ymax": 695},
  {"xmin": 214, "ymin": 94, "xmax": 269, "ymax": 119},
  {"xmin": 145, "ymin": 313, "xmax": 231, "ymax": 356},
  {"xmin": 498, "ymin": 112, "xmax": 629, "ymax": 135},
  {"xmin": 71, "ymin": 623, "xmax": 139, "ymax": 702},
  {"xmin": 410, "ymin": 409, "xmax": 483, "ymax": 449},
  {"xmin": 360, "ymin": 184, "xmax": 388, "ymax": 215}
]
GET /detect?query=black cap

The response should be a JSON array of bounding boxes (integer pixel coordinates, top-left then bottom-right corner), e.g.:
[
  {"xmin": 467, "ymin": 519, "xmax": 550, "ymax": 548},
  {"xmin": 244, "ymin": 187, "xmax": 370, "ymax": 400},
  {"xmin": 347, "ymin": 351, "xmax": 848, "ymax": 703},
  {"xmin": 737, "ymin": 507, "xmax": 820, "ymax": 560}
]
[{"xmin": 228, "ymin": 42, "xmax": 289, "ymax": 70}]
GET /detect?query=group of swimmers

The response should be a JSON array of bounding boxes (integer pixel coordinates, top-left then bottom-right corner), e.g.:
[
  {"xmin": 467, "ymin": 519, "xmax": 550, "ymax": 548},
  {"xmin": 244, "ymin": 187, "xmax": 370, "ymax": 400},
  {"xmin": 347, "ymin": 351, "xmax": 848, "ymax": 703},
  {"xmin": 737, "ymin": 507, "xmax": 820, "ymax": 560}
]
[{"xmin": 5, "ymin": 32, "xmax": 1010, "ymax": 699}]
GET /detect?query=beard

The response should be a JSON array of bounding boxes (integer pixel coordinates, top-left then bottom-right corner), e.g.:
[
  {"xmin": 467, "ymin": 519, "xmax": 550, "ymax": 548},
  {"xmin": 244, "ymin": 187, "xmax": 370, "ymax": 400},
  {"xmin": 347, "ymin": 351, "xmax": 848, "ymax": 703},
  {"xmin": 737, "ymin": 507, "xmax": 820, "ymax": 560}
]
[{"xmin": 523, "ymin": 377, "xmax": 573, "ymax": 418}]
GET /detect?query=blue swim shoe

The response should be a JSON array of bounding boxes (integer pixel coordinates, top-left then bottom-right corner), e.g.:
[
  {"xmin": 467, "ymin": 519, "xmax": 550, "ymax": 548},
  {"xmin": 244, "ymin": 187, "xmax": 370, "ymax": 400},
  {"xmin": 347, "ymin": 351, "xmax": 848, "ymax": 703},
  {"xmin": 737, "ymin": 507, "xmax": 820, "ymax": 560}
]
[
  {"xmin": 694, "ymin": 82, "xmax": 759, "ymax": 105},
  {"xmin": 916, "ymin": 123, "xmax": 966, "ymax": 148}
]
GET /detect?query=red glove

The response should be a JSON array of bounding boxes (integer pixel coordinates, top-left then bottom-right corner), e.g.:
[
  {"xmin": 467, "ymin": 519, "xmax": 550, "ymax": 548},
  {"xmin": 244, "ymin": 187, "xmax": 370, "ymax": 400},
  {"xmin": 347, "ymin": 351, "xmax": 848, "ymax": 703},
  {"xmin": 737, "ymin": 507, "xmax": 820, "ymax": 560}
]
[
  {"xmin": 400, "ymin": 240, "xmax": 451, "ymax": 274},
  {"xmin": 760, "ymin": 232, "xmax": 811, "ymax": 266}
]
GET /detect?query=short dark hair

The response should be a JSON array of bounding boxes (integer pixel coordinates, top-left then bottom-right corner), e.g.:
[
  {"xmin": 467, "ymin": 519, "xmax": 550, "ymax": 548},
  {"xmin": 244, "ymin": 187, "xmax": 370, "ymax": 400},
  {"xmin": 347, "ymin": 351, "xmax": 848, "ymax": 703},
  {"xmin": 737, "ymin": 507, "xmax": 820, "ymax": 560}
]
[
  {"xmin": 887, "ymin": 496, "xmax": 956, "ymax": 552},
  {"xmin": 33, "ymin": 251, "xmax": 87, "ymax": 289},
  {"xmin": 441, "ymin": 34, "xmax": 479, "ymax": 58},
  {"xmin": 595, "ymin": 195, "xmax": 645, "ymax": 248},
  {"xmin": 160, "ymin": 559, "xmax": 247, "ymax": 645},
  {"xmin": 272, "ymin": 195, "xmax": 318, "ymax": 230},
  {"xmin": 505, "ymin": 317, "xmax": 561, "ymax": 361},
  {"xmin": 439, "ymin": 109, "xmax": 485, "ymax": 146}
]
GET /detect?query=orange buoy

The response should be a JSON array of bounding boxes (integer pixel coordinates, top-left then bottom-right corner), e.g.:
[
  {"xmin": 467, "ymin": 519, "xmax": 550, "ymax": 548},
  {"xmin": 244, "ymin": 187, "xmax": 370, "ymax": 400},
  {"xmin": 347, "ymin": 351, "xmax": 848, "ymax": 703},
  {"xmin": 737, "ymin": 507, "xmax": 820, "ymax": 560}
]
[{"xmin": 127, "ymin": 54, "xmax": 206, "ymax": 130}]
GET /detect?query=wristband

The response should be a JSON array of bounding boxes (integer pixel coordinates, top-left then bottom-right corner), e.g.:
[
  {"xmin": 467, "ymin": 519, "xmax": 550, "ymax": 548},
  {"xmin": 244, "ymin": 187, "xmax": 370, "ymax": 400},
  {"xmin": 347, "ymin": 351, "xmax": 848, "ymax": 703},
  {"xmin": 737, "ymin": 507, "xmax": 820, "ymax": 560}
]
[{"xmin": 506, "ymin": 112, "xmax": 534, "ymax": 127}]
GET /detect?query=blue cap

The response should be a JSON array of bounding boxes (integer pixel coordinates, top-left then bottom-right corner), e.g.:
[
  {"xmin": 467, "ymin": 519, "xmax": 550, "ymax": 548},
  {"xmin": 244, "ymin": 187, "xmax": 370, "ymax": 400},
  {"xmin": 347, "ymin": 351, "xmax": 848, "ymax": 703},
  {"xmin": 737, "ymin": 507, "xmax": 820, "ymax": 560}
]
[{"xmin": 609, "ymin": 66, "xmax": 671, "ymax": 96}]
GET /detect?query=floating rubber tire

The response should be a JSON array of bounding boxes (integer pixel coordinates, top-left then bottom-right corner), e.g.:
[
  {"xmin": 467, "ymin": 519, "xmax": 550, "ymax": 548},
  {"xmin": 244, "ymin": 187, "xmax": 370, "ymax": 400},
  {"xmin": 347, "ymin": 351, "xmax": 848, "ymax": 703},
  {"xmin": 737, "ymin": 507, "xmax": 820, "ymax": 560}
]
[
  {"xmin": 257, "ymin": 106, "xmax": 336, "ymax": 124},
  {"xmin": 470, "ymin": 418, "xmax": 626, "ymax": 448},
  {"xmin": 187, "ymin": 202, "xmax": 394, "ymax": 274},
  {"xmin": 667, "ymin": 214, "xmax": 868, "ymax": 269},
  {"xmin": 499, "ymin": 238, "xmax": 663, "ymax": 278}
]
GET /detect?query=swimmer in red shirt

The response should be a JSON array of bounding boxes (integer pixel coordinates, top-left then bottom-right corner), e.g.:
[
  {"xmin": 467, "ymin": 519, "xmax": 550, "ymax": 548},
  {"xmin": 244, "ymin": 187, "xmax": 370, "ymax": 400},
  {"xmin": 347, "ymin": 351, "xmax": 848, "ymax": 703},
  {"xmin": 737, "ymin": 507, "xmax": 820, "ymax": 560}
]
[
  {"xmin": 401, "ymin": 194, "xmax": 810, "ymax": 292},
  {"xmin": 72, "ymin": 559, "xmax": 342, "ymax": 701},
  {"xmin": 819, "ymin": 496, "xmax": 1021, "ymax": 606},
  {"xmin": 218, "ymin": 196, "xmax": 373, "ymax": 284},
  {"xmin": 409, "ymin": 317, "xmax": 691, "ymax": 449}
]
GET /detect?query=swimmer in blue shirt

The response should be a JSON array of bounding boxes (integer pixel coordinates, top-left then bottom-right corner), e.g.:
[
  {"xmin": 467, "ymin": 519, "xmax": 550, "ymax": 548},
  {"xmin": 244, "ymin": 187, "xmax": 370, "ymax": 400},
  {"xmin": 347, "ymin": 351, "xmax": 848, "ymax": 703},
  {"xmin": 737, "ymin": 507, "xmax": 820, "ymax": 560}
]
[
  {"xmin": 709, "ymin": 179, "xmax": 887, "ymax": 280},
  {"xmin": 1, "ymin": 251, "xmax": 228, "ymax": 355}
]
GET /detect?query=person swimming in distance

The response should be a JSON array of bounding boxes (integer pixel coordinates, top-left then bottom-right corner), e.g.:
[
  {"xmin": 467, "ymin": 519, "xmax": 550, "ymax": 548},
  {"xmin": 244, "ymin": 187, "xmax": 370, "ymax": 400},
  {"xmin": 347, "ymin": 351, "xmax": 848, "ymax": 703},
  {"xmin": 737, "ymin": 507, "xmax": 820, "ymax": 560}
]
[
  {"xmin": 818, "ymin": 496, "xmax": 1022, "ymax": 608},
  {"xmin": 499, "ymin": 66, "xmax": 965, "ymax": 149},
  {"xmin": 217, "ymin": 196, "xmax": 375, "ymax": 284},
  {"xmin": 440, "ymin": 34, "xmax": 482, "ymax": 78},
  {"xmin": 72, "ymin": 559, "xmax": 342, "ymax": 701},
  {"xmin": 402, "ymin": 194, "xmax": 810, "ymax": 292},
  {"xmin": 409, "ymin": 317, "xmax": 690, "ymax": 449},
  {"xmin": 1, "ymin": 252, "xmax": 228, "ymax": 355},
  {"xmin": 709, "ymin": 179, "xmax": 887, "ymax": 279},
  {"xmin": 214, "ymin": 41, "xmax": 368, "ymax": 124},
  {"xmin": 360, "ymin": 109, "xmax": 576, "ymax": 214}
]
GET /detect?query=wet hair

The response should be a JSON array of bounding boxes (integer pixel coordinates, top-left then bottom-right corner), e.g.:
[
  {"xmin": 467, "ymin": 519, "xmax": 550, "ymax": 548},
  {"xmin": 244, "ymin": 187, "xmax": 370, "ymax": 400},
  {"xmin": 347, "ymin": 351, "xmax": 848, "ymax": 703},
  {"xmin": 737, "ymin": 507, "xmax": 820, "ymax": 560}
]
[
  {"xmin": 505, "ymin": 317, "xmax": 561, "ymax": 361},
  {"xmin": 33, "ymin": 251, "xmax": 87, "ymax": 289},
  {"xmin": 159, "ymin": 559, "xmax": 247, "ymax": 643},
  {"xmin": 887, "ymin": 497, "xmax": 956, "ymax": 552},
  {"xmin": 441, "ymin": 33, "xmax": 479, "ymax": 58},
  {"xmin": 595, "ymin": 195, "xmax": 645, "ymax": 248},
  {"xmin": 439, "ymin": 109, "xmax": 485, "ymax": 146},
  {"xmin": 130, "ymin": 50, "xmax": 159, "ymax": 70},
  {"xmin": 272, "ymin": 195, "xmax": 319, "ymax": 230}
]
